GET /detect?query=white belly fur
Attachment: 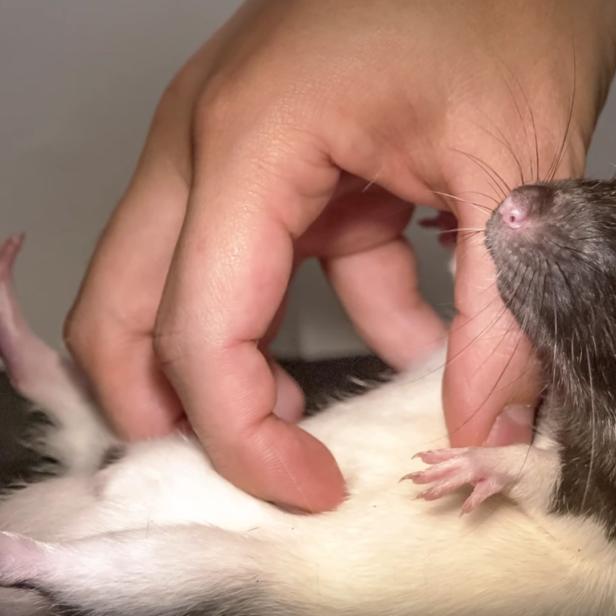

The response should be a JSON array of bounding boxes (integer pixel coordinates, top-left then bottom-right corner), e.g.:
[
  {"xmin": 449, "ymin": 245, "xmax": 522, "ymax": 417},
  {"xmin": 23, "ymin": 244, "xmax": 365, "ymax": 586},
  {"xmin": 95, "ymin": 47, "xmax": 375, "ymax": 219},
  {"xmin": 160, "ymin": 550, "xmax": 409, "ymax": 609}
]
[{"xmin": 0, "ymin": 352, "xmax": 615, "ymax": 615}]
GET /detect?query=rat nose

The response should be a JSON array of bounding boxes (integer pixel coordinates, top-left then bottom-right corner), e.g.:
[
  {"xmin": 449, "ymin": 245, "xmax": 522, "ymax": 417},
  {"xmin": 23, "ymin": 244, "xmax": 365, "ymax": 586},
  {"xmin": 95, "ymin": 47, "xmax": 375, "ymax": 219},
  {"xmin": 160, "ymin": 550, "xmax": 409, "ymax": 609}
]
[{"xmin": 499, "ymin": 194, "xmax": 529, "ymax": 229}]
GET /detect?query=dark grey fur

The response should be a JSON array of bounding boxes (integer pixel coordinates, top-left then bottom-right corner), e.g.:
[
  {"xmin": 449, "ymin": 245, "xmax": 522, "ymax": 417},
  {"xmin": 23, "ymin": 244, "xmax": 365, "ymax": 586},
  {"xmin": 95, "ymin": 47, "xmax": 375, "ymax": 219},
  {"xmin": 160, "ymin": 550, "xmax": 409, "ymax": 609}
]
[{"xmin": 485, "ymin": 180, "xmax": 616, "ymax": 538}]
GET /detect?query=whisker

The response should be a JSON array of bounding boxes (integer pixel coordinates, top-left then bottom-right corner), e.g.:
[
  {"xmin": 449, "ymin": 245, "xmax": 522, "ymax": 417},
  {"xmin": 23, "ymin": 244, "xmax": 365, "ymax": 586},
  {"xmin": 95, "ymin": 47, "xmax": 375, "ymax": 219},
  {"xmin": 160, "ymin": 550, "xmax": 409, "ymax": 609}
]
[
  {"xmin": 452, "ymin": 236, "xmax": 490, "ymax": 261},
  {"xmin": 451, "ymin": 149, "xmax": 511, "ymax": 200},
  {"xmin": 448, "ymin": 325, "xmax": 529, "ymax": 438},
  {"xmin": 470, "ymin": 119, "xmax": 526, "ymax": 187},
  {"xmin": 548, "ymin": 240, "xmax": 604, "ymax": 277},
  {"xmin": 437, "ymin": 228, "xmax": 485, "ymax": 235},
  {"xmin": 432, "ymin": 190, "xmax": 492, "ymax": 215},
  {"xmin": 472, "ymin": 318, "xmax": 519, "ymax": 375},
  {"xmin": 446, "ymin": 267, "xmax": 537, "ymax": 438},
  {"xmin": 449, "ymin": 232, "xmax": 486, "ymax": 247},
  {"xmin": 502, "ymin": 66, "xmax": 541, "ymax": 182},
  {"xmin": 444, "ymin": 286, "xmax": 501, "ymax": 336},
  {"xmin": 459, "ymin": 190, "xmax": 501, "ymax": 206},
  {"xmin": 581, "ymin": 347, "xmax": 596, "ymax": 512},
  {"xmin": 495, "ymin": 58, "xmax": 537, "ymax": 182},
  {"xmin": 546, "ymin": 45, "xmax": 576, "ymax": 181},
  {"xmin": 362, "ymin": 164, "xmax": 384, "ymax": 193},
  {"xmin": 405, "ymin": 299, "xmax": 512, "ymax": 389}
]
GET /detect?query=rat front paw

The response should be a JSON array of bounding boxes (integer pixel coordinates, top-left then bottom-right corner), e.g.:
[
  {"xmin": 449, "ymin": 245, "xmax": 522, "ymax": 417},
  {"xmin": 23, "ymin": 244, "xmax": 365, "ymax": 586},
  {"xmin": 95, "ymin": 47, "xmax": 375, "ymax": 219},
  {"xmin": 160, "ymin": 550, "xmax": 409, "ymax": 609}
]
[{"xmin": 403, "ymin": 447, "xmax": 518, "ymax": 513}]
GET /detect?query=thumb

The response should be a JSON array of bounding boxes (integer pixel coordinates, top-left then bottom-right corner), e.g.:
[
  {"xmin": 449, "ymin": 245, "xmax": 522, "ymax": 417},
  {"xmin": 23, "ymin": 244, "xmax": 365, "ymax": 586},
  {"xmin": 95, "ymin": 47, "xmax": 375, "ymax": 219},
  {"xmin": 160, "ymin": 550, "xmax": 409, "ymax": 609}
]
[{"xmin": 443, "ymin": 170, "xmax": 542, "ymax": 447}]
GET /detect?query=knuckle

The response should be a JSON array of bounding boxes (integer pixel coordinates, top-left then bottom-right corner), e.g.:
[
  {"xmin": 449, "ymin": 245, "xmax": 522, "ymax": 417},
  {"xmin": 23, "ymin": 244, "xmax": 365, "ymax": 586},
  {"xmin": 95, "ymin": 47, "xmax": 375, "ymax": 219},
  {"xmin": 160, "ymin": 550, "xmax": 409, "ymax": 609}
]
[
  {"xmin": 62, "ymin": 304, "xmax": 88, "ymax": 358},
  {"xmin": 151, "ymin": 328, "xmax": 175, "ymax": 366},
  {"xmin": 152, "ymin": 315, "xmax": 191, "ymax": 368},
  {"xmin": 193, "ymin": 79, "xmax": 241, "ymax": 137},
  {"xmin": 191, "ymin": 69, "xmax": 297, "ymax": 141},
  {"xmin": 156, "ymin": 61, "xmax": 202, "ymax": 116},
  {"xmin": 63, "ymin": 302, "xmax": 113, "ymax": 376},
  {"xmin": 154, "ymin": 306, "xmax": 219, "ymax": 370}
]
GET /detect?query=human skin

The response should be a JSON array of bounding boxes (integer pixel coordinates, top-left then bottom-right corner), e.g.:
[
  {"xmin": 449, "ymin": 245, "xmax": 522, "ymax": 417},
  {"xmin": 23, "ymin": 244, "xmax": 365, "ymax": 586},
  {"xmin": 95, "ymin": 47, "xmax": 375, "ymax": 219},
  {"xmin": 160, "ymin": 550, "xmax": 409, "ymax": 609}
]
[{"xmin": 64, "ymin": 0, "xmax": 616, "ymax": 512}]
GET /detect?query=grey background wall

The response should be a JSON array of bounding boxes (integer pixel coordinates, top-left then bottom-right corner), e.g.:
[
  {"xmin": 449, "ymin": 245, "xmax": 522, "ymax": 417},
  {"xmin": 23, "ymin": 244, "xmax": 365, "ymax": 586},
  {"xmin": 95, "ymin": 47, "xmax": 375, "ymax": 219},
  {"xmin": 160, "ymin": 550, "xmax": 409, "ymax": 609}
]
[{"xmin": 1, "ymin": 1, "xmax": 615, "ymax": 357}]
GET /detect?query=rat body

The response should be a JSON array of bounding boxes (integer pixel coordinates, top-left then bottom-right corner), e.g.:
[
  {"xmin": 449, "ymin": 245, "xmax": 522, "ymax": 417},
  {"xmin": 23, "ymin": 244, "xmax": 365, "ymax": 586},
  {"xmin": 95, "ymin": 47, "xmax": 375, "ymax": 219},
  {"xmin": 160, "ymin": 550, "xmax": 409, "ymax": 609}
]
[{"xmin": 0, "ymin": 178, "xmax": 616, "ymax": 616}]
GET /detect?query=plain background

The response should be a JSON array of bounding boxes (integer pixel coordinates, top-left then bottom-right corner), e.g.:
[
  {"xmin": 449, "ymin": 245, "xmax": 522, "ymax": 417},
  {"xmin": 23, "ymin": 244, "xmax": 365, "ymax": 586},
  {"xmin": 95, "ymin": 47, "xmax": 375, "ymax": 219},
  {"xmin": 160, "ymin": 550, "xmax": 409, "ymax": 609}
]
[{"xmin": 2, "ymin": 1, "xmax": 615, "ymax": 358}]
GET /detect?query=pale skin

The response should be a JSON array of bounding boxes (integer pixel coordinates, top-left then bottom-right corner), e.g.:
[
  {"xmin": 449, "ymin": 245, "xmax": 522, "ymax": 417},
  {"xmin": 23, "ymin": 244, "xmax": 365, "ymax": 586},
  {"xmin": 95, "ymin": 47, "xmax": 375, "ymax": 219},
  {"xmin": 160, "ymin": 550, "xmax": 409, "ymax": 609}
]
[{"xmin": 64, "ymin": 0, "xmax": 616, "ymax": 512}]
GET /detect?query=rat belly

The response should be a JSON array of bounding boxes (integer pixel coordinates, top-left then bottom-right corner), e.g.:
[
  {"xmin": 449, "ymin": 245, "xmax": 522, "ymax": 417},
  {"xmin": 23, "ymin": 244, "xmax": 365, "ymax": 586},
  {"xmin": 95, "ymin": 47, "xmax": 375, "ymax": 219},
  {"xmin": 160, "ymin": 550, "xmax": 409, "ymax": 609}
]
[
  {"xmin": 1, "ymin": 365, "xmax": 615, "ymax": 616},
  {"xmin": 0, "ymin": 235, "xmax": 615, "ymax": 615}
]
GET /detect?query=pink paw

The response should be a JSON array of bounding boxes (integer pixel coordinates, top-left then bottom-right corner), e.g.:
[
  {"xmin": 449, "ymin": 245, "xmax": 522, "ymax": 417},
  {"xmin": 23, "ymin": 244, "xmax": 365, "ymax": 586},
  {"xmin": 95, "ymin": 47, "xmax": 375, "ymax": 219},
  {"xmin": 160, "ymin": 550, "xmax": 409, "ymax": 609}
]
[
  {"xmin": 0, "ymin": 234, "xmax": 24, "ymax": 280},
  {"xmin": 403, "ymin": 447, "xmax": 514, "ymax": 513},
  {"xmin": 0, "ymin": 532, "xmax": 44, "ymax": 587}
]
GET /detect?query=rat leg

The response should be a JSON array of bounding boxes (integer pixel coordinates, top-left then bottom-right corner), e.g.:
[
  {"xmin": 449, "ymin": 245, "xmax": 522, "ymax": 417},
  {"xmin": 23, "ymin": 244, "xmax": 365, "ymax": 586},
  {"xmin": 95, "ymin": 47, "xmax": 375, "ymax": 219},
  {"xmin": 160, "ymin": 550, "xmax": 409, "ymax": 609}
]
[
  {"xmin": 0, "ymin": 528, "xmax": 296, "ymax": 616},
  {"xmin": 404, "ymin": 444, "xmax": 561, "ymax": 514},
  {"xmin": 0, "ymin": 234, "xmax": 87, "ymax": 409},
  {"xmin": 0, "ymin": 235, "xmax": 115, "ymax": 472}
]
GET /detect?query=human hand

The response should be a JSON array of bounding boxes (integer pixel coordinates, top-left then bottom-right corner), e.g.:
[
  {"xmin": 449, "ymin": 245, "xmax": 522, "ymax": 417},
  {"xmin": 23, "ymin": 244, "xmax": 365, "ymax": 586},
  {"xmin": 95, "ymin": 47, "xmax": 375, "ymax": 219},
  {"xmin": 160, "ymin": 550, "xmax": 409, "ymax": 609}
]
[{"xmin": 65, "ymin": 0, "xmax": 616, "ymax": 512}]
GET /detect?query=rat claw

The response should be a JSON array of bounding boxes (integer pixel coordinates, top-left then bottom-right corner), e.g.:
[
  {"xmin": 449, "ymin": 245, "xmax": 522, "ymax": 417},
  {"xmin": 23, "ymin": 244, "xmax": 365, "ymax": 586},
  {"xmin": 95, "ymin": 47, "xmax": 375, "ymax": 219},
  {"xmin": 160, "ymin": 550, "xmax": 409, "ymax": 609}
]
[
  {"xmin": 404, "ymin": 461, "xmax": 463, "ymax": 485},
  {"xmin": 413, "ymin": 448, "xmax": 470, "ymax": 464}
]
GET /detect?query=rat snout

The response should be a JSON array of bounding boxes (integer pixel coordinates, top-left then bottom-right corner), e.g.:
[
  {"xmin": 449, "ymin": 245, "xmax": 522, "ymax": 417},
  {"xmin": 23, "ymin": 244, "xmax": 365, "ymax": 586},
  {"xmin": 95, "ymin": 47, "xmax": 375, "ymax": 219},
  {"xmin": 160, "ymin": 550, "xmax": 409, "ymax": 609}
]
[
  {"xmin": 499, "ymin": 194, "xmax": 529, "ymax": 229},
  {"xmin": 495, "ymin": 184, "xmax": 554, "ymax": 232},
  {"xmin": 485, "ymin": 184, "xmax": 555, "ymax": 257}
]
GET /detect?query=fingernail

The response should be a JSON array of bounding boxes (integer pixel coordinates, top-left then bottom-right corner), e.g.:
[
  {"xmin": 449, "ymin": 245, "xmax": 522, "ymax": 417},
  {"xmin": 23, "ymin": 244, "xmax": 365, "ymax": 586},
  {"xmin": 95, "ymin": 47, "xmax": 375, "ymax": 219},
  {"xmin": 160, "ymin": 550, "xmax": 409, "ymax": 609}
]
[
  {"xmin": 484, "ymin": 404, "xmax": 534, "ymax": 447},
  {"xmin": 276, "ymin": 503, "xmax": 309, "ymax": 515}
]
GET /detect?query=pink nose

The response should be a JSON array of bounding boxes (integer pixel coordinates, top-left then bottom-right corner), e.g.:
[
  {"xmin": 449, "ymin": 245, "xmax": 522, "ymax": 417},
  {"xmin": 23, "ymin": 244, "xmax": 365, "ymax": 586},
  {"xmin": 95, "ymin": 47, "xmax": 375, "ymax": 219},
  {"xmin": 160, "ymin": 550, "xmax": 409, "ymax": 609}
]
[{"xmin": 499, "ymin": 194, "xmax": 528, "ymax": 229}]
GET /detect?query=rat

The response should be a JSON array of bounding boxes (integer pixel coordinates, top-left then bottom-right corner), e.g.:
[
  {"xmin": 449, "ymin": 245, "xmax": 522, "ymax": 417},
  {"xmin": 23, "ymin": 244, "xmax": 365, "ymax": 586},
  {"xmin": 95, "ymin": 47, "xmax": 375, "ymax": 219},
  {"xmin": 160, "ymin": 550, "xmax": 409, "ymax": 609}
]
[
  {"xmin": 408, "ymin": 180, "xmax": 616, "ymax": 535},
  {"xmin": 488, "ymin": 181, "xmax": 616, "ymax": 533},
  {"xmin": 0, "ymin": 178, "xmax": 615, "ymax": 616}
]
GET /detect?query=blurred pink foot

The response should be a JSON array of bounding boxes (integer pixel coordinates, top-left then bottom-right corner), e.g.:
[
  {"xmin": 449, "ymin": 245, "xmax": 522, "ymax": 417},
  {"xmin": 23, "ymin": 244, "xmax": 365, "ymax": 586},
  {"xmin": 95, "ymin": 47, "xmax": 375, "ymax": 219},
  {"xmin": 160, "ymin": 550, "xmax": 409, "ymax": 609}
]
[
  {"xmin": 0, "ymin": 233, "xmax": 91, "ymax": 411},
  {"xmin": 0, "ymin": 532, "xmax": 45, "ymax": 587},
  {"xmin": 0, "ymin": 233, "xmax": 24, "ymax": 278}
]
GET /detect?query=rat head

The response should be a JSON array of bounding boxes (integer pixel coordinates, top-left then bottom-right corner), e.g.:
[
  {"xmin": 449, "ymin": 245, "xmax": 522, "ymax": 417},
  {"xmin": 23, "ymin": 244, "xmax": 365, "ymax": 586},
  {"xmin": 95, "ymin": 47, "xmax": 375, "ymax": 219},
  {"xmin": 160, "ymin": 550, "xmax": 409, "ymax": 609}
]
[{"xmin": 485, "ymin": 180, "xmax": 616, "ymax": 385}]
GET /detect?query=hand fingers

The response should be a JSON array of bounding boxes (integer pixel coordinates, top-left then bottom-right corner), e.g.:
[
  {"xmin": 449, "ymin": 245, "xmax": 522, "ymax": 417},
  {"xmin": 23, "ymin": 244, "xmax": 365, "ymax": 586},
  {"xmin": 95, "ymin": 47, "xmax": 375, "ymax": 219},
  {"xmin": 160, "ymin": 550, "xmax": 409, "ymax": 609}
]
[
  {"xmin": 66, "ymin": 159, "xmax": 188, "ymax": 439},
  {"xmin": 154, "ymin": 108, "xmax": 346, "ymax": 512},
  {"xmin": 64, "ymin": 57, "xmax": 205, "ymax": 439},
  {"xmin": 324, "ymin": 235, "xmax": 447, "ymax": 370}
]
